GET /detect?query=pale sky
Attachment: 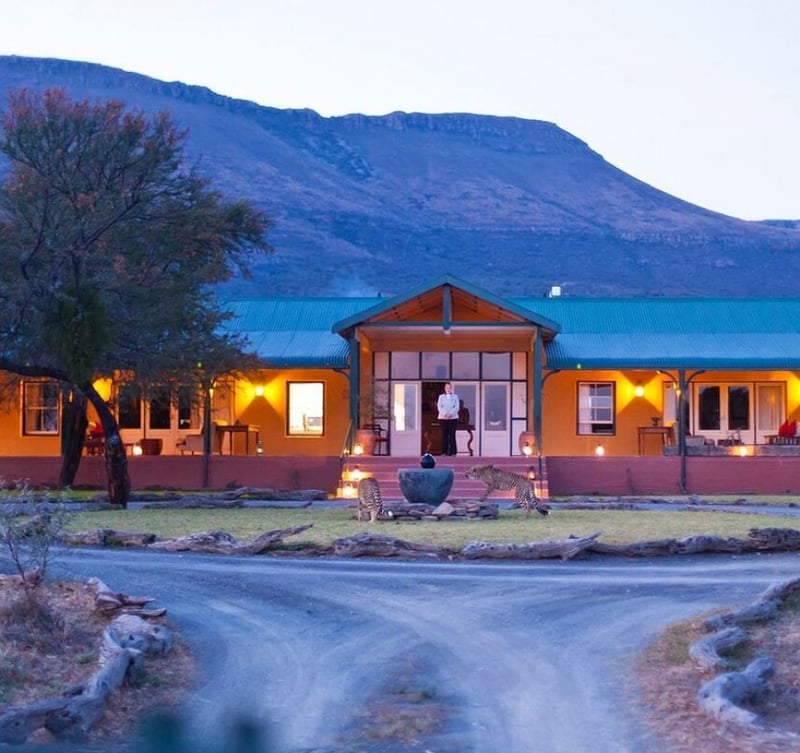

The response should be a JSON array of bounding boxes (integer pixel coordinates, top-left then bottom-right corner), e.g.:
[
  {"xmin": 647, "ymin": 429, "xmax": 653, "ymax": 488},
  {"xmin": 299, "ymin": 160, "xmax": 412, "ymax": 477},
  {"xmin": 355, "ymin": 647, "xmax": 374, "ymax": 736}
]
[{"xmin": 2, "ymin": 0, "xmax": 798, "ymax": 220}]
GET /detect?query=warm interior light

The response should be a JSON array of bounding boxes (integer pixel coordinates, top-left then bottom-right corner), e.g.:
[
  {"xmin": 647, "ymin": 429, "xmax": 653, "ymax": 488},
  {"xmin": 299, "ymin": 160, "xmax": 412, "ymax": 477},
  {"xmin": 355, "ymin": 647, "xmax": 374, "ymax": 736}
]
[
  {"xmin": 634, "ymin": 381, "xmax": 645, "ymax": 398},
  {"xmin": 595, "ymin": 443, "xmax": 605, "ymax": 457},
  {"xmin": 522, "ymin": 441, "xmax": 533, "ymax": 457},
  {"xmin": 353, "ymin": 442, "xmax": 364, "ymax": 456}
]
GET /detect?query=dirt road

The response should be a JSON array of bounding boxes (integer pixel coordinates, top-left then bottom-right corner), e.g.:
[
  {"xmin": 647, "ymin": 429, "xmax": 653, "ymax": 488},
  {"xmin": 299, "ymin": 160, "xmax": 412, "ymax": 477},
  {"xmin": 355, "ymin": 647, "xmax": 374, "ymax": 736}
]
[{"xmin": 50, "ymin": 548, "xmax": 800, "ymax": 752}]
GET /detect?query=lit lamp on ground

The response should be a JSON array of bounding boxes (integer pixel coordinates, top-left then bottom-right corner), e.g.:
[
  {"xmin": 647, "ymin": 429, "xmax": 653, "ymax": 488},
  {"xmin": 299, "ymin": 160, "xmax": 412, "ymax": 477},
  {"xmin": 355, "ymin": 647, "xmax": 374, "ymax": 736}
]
[
  {"xmin": 522, "ymin": 441, "xmax": 533, "ymax": 457},
  {"xmin": 131, "ymin": 443, "xmax": 143, "ymax": 457},
  {"xmin": 526, "ymin": 466, "xmax": 536, "ymax": 480},
  {"xmin": 595, "ymin": 443, "xmax": 605, "ymax": 457},
  {"xmin": 353, "ymin": 442, "xmax": 364, "ymax": 456},
  {"xmin": 351, "ymin": 466, "xmax": 362, "ymax": 482},
  {"xmin": 255, "ymin": 440, "xmax": 264, "ymax": 455},
  {"xmin": 342, "ymin": 482, "xmax": 356, "ymax": 498}
]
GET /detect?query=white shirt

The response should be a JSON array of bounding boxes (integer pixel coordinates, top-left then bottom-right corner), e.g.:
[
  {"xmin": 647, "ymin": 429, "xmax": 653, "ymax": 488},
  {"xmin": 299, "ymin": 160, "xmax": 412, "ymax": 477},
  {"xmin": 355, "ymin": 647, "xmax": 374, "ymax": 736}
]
[{"xmin": 437, "ymin": 392, "xmax": 460, "ymax": 420}]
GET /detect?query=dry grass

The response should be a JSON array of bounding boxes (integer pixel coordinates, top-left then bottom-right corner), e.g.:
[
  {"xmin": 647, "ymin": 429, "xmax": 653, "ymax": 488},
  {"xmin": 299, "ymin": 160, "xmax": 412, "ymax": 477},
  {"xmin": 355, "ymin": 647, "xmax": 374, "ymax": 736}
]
[
  {"xmin": 0, "ymin": 579, "xmax": 196, "ymax": 747},
  {"xmin": 637, "ymin": 595, "xmax": 800, "ymax": 753},
  {"xmin": 66, "ymin": 505, "xmax": 800, "ymax": 551}
]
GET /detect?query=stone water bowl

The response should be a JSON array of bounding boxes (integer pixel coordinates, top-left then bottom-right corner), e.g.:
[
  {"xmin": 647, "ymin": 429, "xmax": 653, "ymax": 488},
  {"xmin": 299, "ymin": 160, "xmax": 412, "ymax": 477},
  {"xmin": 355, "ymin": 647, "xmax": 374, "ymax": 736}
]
[{"xmin": 397, "ymin": 467, "xmax": 454, "ymax": 505}]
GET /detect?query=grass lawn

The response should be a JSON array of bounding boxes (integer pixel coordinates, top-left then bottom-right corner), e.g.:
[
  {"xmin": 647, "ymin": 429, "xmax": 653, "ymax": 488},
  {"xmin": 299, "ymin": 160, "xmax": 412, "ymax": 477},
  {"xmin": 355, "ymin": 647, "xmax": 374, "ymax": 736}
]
[{"xmin": 66, "ymin": 505, "xmax": 800, "ymax": 552}]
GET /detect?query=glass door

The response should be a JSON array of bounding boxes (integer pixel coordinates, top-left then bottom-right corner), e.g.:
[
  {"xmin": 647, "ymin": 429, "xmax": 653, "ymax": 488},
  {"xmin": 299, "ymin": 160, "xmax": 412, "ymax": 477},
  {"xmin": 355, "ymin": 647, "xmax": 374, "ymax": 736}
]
[
  {"xmin": 695, "ymin": 383, "xmax": 751, "ymax": 443},
  {"xmin": 391, "ymin": 382, "xmax": 420, "ymax": 456},
  {"xmin": 481, "ymin": 383, "xmax": 510, "ymax": 455},
  {"xmin": 756, "ymin": 383, "xmax": 784, "ymax": 443}
]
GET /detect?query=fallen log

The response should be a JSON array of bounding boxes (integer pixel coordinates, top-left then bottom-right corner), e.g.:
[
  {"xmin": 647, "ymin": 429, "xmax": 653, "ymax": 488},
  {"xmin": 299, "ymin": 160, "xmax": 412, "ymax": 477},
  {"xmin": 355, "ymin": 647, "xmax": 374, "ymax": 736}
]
[
  {"xmin": 61, "ymin": 529, "xmax": 157, "ymax": 547},
  {"xmin": 0, "ymin": 586, "xmax": 173, "ymax": 745},
  {"xmin": 689, "ymin": 626, "xmax": 749, "ymax": 670},
  {"xmin": 462, "ymin": 531, "xmax": 601, "ymax": 561},
  {"xmin": 697, "ymin": 655, "xmax": 774, "ymax": 726},
  {"xmin": 87, "ymin": 576, "xmax": 158, "ymax": 615},
  {"xmin": 332, "ymin": 531, "xmax": 445, "ymax": 558},
  {"xmin": 747, "ymin": 527, "xmax": 800, "ymax": 551},
  {"xmin": 704, "ymin": 576, "xmax": 800, "ymax": 631},
  {"xmin": 589, "ymin": 534, "xmax": 746, "ymax": 557},
  {"xmin": 147, "ymin": 523, "xmax": 313, "ymax": 554}
]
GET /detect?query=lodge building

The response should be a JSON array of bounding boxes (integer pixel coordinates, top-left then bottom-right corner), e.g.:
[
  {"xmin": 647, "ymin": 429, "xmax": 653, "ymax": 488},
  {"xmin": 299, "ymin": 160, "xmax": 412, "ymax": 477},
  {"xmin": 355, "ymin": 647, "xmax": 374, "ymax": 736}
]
[{"xmin": 3, "ymin": 276, "xmax": 800, "ymax": 497}]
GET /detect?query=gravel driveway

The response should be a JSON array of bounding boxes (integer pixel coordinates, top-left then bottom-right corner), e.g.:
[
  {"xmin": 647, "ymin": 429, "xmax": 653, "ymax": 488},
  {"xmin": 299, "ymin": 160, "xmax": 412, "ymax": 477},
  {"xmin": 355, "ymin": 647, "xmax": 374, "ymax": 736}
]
[{"xmin": 47, "ymin": 548, "xmax": 800, "ymax": 753}]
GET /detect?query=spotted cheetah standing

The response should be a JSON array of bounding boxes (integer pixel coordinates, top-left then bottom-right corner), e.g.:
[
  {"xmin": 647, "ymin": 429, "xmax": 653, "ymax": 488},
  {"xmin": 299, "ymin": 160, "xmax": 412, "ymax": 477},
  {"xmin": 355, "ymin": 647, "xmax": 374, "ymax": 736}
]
[
  {"xmin": 465, "ymin": 464, "xmax": 550, "ymax": 517},
  {"xmin": 357, "ymin": 477, "xmax": 386, "ymax": 522}
]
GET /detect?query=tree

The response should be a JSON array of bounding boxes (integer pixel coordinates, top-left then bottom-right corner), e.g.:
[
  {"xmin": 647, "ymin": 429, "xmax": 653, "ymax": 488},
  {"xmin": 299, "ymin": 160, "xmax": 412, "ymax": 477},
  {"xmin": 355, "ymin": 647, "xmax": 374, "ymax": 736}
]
[{"xmin": 0, "ymin": 88, "xmax": 272, "ymax": 506}]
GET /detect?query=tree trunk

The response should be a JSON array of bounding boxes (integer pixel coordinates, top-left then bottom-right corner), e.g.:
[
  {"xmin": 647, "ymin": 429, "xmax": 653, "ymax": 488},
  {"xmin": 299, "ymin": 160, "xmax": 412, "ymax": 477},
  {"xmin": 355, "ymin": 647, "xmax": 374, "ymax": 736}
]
[
  {"xmin": 81, "ymin": 381, "xmax": 130, "ymax": 508},
  {"xmin": 58, "ymin": 386, "xmax": 88, "ymax": 488}
]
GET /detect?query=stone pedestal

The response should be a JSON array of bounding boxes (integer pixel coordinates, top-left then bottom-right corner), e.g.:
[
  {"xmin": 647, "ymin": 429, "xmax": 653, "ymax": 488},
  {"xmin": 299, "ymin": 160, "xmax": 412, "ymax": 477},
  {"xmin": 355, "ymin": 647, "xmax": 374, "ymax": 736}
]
[{"xmin": 397, "ymin": 468, "xmax": 454, "ymax": 505}]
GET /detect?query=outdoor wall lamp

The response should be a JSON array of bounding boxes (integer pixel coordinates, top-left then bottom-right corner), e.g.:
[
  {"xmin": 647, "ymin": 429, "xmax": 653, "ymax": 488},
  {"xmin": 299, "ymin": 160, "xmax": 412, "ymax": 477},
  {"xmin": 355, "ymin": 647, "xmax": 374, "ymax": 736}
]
[
  {"xmin": 634, "ymin": 381, "xmax": 645, "ymax": 398},
  {"xmin": 254, "ymin": 385, "xmax": 265, "ymax": 397}
]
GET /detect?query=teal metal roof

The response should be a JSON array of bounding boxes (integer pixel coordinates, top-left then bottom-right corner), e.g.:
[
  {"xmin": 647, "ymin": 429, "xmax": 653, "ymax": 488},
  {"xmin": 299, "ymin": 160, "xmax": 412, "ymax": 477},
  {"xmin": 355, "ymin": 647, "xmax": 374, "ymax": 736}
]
[
  {"xmin": 222, "ymin": 298, "xmax": 373, "ymax": 368},
  {"xmin": 221, "ymin": 294, "xmax": 800, "ymax": 371},
  {"xmin": 510, "ymin": 298, "xmax": 800, "ymax": 369}
]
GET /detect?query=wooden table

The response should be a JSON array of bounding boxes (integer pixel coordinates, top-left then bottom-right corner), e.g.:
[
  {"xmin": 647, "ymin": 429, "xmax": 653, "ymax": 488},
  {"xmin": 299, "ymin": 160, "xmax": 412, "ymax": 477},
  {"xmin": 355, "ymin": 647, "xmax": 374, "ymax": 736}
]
[
  {"xmin": 638, "ymin": 426, "xmax": 673, "ymax": 455},
  {"xmin": 215, "ymin": 424, "xmax": 260, "ymax": 455}
]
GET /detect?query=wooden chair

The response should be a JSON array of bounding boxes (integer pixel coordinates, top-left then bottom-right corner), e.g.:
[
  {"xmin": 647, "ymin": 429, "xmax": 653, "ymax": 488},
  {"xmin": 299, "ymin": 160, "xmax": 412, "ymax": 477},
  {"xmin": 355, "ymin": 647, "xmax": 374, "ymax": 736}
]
[{"xmin": 364, "ymin": 423, "xmax": 389, "ymax": 455}]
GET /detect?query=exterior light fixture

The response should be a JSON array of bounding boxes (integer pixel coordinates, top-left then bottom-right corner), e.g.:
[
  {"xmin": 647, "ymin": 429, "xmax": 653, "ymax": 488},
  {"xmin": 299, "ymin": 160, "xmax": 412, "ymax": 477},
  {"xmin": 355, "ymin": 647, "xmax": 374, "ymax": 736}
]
[
  {"xmin": 522, "ymin": 441, "xmax": 533, "ymax": 457},
  {"xmin": 342, "ymin": 482, "xmax": 356, "ymax": 498},
  {"xmin": 255, "ymin": 440, "xmax": 264, "ymax": 455},
  {"xmin": 351, "ymin": 466, "xmax": 362, "ymax": 482},
  {"xmin": 527, "ymin": 466, "xmax": 536, "ymax": 480},
  {"xmin": 738, "ymin": 445, "xmax": 748, "ymax": 457},
  {"xmin": 131, "ymin": 443, "xmax": 143, "ymax": 457},
  {"xmin": 353, "ymin": 442, "xmax": 364, "ymax": 456},
  {"xmin": 595, "ymin": 443, "xmax": 605, "ymax": 457},
  {"xmin": 634, "ymin": 381, "xmax": 645, "ymax": 398},
  {"xmin": 254, "ymin": 385, "xmax": 265, "ymax": 397}
]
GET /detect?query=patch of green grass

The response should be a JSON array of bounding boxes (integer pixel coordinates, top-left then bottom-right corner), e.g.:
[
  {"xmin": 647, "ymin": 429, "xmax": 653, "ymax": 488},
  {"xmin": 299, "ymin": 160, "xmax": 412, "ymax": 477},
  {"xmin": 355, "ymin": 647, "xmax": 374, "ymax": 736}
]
[{"xmin": 65, "ymin": 505, "xmax": 800, "ymax": 550}]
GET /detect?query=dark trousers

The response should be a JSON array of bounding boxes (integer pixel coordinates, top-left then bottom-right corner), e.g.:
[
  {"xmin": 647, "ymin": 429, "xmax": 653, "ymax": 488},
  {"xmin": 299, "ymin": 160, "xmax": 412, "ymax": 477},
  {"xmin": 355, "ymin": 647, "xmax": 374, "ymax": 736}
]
[{"xmin": 440, "ymin": 419, "xmax": 458, "ymax": 456}]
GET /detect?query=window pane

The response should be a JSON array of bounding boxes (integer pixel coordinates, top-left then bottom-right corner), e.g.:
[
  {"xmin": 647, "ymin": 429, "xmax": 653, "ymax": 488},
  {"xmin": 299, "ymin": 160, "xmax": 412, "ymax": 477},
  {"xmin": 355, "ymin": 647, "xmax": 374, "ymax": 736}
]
[
  {"xmin": 374, "ymin": 352, "xmax": 390, "ymax": 380},
  {"xmin": 23, "ymin": 381, "xmax": 59, "ymax": 435},
  {"xmin": 178, "ymin": 385, "xmax": 194, "ymax": 430},
  {"xmin": 117, "ymin": 384, "xmax": 141, "ymax": 429},
  {"xmin": 452, "ymin": 353, "xmax": 479, "ymax": 379},
  {"xmin": 698, "ymin": 386, "xmax": 720, "ymax": 431},
  {"xmin": 577, "ymin": 382, "xmax": 615, "ymax": 435},
  {"xmin": 757, "ymin": 384, "xmax": 783, "ymax": 431},
  {"xmin": 512, "ymin": 352, "xmax": 527, "ymax": 380},
  {"xmin": 482, "ymin": 353, "xmax": 510, "ymax": 379},
  {"xmin": 288, "ymin": 382, "xmax": 324, "ymax": 435},
  {"xmin": 149, "ymin": 386, "xmax": 171, "ymax": 430},
  {"xmin": 421, "ymin": 352, "xmax": 449, "ymax": 379},
  {"xmin": 391, "ymin": 352, "xmax": 419, "ymax": 379},
  {"xmin": 728, "ymin": 386, "xmax": 750, "ymax": 431},
  {"xmin": 484, "ymin": 384, "xmax": 507, "ymax": 431}
]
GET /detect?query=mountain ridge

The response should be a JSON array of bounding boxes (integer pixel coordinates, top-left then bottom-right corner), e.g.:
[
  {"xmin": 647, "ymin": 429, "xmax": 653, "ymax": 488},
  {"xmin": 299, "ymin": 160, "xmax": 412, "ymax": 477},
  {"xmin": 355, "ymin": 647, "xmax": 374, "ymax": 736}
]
[{"xmin": 0, "ymin": 55, "xmax": 798, "ymax": 298}]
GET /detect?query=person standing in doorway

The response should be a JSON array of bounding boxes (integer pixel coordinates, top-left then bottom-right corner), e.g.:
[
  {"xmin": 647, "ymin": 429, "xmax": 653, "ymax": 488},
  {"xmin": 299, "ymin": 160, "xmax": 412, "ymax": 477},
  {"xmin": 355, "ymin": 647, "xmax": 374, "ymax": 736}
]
[{"xmin": 437, "ymin": 382, "xmax": 460, "ymax": 456}]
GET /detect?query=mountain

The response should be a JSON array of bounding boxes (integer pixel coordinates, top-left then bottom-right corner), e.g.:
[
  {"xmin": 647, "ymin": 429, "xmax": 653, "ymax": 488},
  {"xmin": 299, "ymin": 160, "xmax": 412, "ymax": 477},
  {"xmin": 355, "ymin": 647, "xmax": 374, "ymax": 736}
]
[{"xmin": 1, "ymin": 55, "xmax": 798, "ymax": 298}]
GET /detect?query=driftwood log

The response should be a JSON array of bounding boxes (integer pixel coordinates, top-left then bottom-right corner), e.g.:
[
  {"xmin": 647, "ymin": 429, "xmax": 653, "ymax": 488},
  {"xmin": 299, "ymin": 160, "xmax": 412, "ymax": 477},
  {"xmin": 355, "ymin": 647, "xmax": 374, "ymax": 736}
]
[
  {"xmin": 697, "ymin": 655, "xmax": 775, "ymax": 726},
  {"xmin": 688, "ymin": 627, "xmax": 748, "ymax": 670},
  {"xmin": 0, "ymin": 588, "xmax": 172, "ymax": 745},
  {"xmin": 87, "ymin": 577, "xmax": 166, "ymax": 618},
  {"xmin": 704, "ymin": 576, "xmax": 800, "ymax": 632},
  {"xmin": 61, "ymin": 528, "xmax": 158, "ymax": 547},
  {"xmin": 147, "ymin": 523, "xmax": 313, "ymax": 554},
  {"xmin": 332, "ymin": 531, "xmax": 445, "ymax": 558},
  {"xmin": 461, "ymin": 531, "xmax": 601, "ymax": 561}
]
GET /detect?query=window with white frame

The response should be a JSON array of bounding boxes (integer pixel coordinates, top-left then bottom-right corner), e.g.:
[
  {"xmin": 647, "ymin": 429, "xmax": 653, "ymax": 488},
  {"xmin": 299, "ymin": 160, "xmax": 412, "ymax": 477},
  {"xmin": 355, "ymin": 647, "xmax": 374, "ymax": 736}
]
[
  {"xmin": 23, "ymin": 380, "xmax": 59, "ymax": 435},
  {"xmin": 577, "ymin": 382, "xmax": 615, "ymax": 435},
  {"xmin": 287, "ymin": 382, "xmax": 324, "ymax": 436}
]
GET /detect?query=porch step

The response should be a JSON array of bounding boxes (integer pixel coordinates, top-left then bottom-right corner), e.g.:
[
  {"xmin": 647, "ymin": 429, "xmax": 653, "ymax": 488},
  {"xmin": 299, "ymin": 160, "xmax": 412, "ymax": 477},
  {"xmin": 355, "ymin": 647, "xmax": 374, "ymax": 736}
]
[{"xmin": 339, "ymin": 455, "xmax": 549, "ymax": 502}]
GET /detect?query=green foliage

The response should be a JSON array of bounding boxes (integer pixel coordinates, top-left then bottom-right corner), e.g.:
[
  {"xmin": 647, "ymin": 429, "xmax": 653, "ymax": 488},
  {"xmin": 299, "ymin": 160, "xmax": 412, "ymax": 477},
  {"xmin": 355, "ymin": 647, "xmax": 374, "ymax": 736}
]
[{"xmin": 0, "ymin": 86, "xmax": 272, "ymax": 389}]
